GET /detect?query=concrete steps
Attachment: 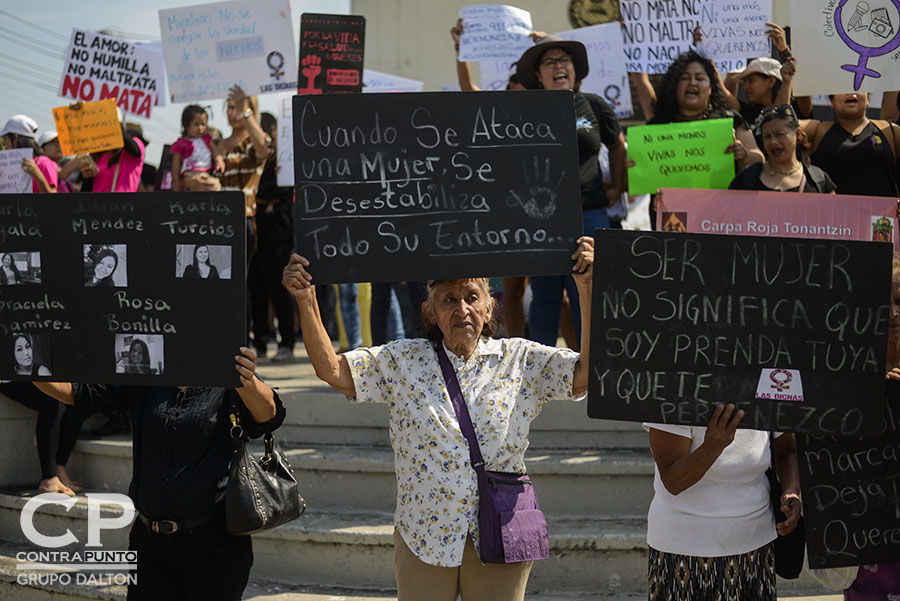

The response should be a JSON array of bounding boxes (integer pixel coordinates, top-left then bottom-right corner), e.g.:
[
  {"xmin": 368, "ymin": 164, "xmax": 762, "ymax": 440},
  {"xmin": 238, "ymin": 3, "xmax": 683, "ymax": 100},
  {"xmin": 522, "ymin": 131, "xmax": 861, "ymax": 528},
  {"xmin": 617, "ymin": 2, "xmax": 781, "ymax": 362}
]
[
  {"xmin": 67, "ymin": 439, "xmax": 655, "ymax": 517},
  {"xmin": 0, "ymin": 346, "xmax": 839, "ymax": 599}
]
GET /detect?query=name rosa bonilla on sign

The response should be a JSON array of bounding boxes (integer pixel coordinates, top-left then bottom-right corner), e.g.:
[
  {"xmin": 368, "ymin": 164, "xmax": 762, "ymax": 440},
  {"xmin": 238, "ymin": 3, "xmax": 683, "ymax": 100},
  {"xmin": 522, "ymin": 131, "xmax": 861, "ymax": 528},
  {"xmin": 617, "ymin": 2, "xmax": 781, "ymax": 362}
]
[
  {"xmin": 588, "ymin": 230, "xmax": 891, "ymax": 436},
  {"xmin": 292, "ymin": 90, "xmax": 583, "ymax": 283},
  {"xmin": 0, "ymin": 192, "xmax": 245, "ymax": 387}
]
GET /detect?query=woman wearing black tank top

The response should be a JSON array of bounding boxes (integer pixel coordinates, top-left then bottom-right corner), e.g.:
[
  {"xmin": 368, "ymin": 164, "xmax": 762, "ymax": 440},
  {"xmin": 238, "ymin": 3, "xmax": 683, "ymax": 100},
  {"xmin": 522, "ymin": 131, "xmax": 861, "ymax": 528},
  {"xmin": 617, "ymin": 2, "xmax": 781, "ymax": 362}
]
[{"xmin": 802, "ymin": 93, "xmax": 900, "ymax": 197}]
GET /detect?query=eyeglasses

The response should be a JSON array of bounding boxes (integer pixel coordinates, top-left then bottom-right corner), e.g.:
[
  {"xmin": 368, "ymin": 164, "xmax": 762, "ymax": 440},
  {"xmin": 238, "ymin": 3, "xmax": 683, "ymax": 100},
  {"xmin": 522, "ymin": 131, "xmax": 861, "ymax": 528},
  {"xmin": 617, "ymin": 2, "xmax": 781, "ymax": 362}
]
[{"xmin": 540, "ymin": 55, "xmax": 572, "ymax": 69}]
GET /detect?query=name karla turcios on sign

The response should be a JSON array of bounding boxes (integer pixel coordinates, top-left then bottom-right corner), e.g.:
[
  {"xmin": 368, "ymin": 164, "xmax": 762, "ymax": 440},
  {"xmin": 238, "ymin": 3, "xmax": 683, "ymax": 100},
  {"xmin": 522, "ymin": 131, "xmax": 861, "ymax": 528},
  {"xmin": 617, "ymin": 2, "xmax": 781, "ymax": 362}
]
[
  {"xmin": 292, "ymin": 90, "xmax": 583, "ymax": 284},
  {"xmin": 0, "ymin": 193, "xmax": 246, "ymax": 387},
  {"xmin": 799, "ymin": 384, "xmax": 900, "ymax": 569},
  {"xmin": 588, "ymin": 229, "xmax": 891, "ymax": 437}
]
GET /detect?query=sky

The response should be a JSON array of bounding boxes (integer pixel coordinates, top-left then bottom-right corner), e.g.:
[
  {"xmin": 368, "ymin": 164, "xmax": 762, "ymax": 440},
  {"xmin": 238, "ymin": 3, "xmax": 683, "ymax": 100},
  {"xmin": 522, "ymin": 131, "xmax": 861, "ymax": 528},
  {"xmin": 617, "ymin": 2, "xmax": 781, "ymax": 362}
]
[{"xmin": 0, "ymin": 0, "xmax": 349, "ymax": 166}]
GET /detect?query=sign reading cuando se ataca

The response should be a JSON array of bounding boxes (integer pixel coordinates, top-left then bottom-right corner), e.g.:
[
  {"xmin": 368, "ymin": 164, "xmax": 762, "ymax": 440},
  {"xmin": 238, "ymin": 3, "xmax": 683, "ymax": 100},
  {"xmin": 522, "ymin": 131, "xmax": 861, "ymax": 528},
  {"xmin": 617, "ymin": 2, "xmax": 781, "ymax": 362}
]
[{"xmin": 292, "ymin": 90, "xmax": 583, "ymax": 284}]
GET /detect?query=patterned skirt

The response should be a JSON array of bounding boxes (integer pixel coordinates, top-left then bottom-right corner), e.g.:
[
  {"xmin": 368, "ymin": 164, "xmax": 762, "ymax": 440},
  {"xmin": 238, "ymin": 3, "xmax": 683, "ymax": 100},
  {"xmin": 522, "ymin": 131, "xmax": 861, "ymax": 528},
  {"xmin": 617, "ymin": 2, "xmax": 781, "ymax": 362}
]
[{"xmin": 648, "ymin": 544, "xmax": 776, "ymax": 601}]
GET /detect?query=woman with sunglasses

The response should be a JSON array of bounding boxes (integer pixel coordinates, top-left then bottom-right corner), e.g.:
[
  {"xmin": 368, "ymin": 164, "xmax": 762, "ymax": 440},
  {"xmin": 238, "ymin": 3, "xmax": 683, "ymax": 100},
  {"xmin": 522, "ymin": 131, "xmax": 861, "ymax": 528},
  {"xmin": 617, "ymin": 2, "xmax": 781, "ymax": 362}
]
[{"xmin": 730, "ymin": 105, "xmax": 836, "ymax": 194}]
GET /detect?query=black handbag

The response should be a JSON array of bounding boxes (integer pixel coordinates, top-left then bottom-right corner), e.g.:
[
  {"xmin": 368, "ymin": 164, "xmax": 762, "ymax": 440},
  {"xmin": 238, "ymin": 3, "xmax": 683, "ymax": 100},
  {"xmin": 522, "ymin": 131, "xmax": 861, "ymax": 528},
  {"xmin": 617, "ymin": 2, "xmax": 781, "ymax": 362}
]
[
  {"xmin": 767, "ymin": 435, "xmax": 804, "ymax": 579},
  {"xmin": 225, "ymin": 401, "xmax": 306, "ymax": 535}
]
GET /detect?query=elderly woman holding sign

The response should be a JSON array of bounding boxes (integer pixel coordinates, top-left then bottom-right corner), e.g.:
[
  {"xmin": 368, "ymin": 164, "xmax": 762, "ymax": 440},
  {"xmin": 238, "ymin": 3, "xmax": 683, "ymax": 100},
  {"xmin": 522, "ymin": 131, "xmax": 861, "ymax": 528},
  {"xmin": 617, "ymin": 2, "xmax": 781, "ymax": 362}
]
[
  {"xmin": 645, "ymin": 407, "xmax": 801, "ymax": 599},
  {"xmin": 282, "ymin": 237, "xmax": 595, "ymax": 601},
  {"xmin": 514, "ymin": 36, "xmax": 625, "ymax": 348}
]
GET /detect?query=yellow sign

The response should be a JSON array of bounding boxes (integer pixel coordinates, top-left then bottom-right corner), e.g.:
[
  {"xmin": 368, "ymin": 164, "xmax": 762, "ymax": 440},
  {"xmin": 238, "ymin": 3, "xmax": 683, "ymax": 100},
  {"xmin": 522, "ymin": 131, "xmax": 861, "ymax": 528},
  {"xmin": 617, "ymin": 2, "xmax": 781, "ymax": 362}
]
[{"xmin": 53, "ymin": 98, "xmax": 123, "ymax": 156}]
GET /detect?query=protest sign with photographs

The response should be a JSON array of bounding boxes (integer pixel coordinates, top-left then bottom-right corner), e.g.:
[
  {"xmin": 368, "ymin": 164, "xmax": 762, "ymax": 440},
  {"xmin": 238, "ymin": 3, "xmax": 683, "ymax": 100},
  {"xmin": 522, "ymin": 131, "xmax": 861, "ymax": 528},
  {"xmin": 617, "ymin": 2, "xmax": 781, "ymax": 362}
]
[
  {"xmin": 299, "ymin": 13, "xmax": 366, "ymax": 94},
  {"xmin": 0, "ymin": 192, "xmax": 245, "ymax": 386},
  {"xmin": 587, "ymin": 229, "xmax": 891, "ymax": 437},
  {"xmin": 292, "ymin": 90, "xmax": 583, "ymax": 284}
]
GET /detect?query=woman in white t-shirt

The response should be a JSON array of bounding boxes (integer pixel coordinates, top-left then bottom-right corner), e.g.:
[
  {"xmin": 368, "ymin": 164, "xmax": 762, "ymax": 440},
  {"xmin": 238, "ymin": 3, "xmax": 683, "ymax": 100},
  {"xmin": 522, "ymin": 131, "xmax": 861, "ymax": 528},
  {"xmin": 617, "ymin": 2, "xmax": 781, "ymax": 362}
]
[{"xmin": 645, "ymin": 404, "xmax": 801, "ymax": 600}]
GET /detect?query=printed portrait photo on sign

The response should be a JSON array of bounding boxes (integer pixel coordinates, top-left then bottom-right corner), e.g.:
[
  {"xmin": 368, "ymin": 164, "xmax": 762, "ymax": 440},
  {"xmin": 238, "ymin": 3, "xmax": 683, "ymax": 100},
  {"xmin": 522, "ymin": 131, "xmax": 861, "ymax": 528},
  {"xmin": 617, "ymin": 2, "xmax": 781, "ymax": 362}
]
[
  {"xmin": 84, "ymin": 244, "xmax": 127, "ymax": 287},
  {"xmin": 115, "ymin": 334, "xmax": 164, "ymax": 375},
  {"xmin": 0, "ymin": 251, "xmax": 41, "ymax": 285},
  {"xmin": 10, "ymin": 333, "xmax": 52, "ymax": 377},
  {"xmin": 175, "ymin": 244, "xmax": 232, "ymax": 280}
]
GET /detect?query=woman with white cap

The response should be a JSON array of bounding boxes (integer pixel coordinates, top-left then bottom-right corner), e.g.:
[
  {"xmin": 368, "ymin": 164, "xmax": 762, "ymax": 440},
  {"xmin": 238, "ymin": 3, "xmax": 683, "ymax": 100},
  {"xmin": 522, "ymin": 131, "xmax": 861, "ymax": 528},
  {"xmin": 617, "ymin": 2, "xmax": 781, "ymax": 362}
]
[
  {"xmin": 0, "ymin": 114, "xmax": 57, "ymax": 193},
  {"xmin": 37, "ymin": 130, "xmax": 85, "ymax": 193}
]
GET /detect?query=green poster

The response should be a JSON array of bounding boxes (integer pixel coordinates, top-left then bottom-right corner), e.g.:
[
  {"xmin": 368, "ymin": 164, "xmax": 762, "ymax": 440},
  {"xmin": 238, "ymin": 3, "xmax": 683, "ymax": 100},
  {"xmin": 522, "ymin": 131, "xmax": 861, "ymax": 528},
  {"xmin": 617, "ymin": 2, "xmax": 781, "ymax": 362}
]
[{"xmin": 627, "ymin": 118, "xmax": 736, "ymax": 196}]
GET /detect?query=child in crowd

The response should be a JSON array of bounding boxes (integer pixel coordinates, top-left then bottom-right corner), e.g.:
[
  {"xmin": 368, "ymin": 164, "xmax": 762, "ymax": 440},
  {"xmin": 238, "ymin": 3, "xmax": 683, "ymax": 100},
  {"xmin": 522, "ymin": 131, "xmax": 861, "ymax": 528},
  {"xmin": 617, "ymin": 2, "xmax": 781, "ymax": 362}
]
[{"xmin": 171, "ymin": 105, "xmax": 225, "ymax": 192}]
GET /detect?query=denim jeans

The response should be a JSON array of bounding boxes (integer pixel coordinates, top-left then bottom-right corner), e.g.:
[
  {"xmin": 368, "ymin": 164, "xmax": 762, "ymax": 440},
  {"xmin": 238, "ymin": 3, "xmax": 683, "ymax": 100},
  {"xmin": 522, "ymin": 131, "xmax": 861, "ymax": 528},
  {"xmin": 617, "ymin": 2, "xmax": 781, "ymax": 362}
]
[
  {"xmin": 527, "ymin": 208, "xmax": 608, "ymax": 347},
  {"xmin": 372, "ymin": 282, "xmax": 427, "ymax": 345},
  {"xmin": 338, "ymin": 283, "xmax": 362, "ymax": 350}
]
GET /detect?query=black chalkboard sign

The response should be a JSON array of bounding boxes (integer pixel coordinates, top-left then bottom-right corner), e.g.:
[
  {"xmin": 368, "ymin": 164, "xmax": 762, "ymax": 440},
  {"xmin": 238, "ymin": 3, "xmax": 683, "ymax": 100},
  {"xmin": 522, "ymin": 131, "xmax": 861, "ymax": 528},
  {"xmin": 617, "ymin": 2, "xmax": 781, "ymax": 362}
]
[
  {"xmin": 587, "ymin": 229, "xmax": 891, "ymax": 436},
  {"xmin": 292, "ymin": 90, "xmax": 583, "ymax": 284},
  {"xmin": 0, "ymin": 192, "xmax": 246, "ymax": 387},
  {"xmin": 299, "ymin": 13, "xmax": 366, "ymax": 95},
  {"xmin": 799, "ymin": 383, "xmax": 900, "ymax": 568}
]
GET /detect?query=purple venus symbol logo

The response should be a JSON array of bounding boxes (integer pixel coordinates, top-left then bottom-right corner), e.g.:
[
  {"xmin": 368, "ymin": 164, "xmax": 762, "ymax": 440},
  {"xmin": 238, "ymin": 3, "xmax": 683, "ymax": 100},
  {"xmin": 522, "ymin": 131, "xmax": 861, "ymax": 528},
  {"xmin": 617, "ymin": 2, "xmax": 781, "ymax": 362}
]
[{"xmin": 835, "ymin": 0, "xmax": 900, "ymax": 89}]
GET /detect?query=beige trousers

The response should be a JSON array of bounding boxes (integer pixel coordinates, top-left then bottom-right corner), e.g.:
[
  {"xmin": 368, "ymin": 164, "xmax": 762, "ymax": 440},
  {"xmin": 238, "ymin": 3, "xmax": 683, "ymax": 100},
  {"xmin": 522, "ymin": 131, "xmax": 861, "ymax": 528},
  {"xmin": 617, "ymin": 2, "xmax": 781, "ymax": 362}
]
[{"xmin": 393, "ymin": 530, "xmax": 532, "ymax": 601}]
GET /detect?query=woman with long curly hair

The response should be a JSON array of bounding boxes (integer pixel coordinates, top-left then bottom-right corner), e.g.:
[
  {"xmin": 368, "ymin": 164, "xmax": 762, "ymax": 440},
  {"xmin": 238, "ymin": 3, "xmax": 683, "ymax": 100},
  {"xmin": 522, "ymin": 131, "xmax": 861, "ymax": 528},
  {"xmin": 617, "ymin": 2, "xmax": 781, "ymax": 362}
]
[{"xmin": 631, "ymin": 50, "xmax": 764, "ymax": 224}]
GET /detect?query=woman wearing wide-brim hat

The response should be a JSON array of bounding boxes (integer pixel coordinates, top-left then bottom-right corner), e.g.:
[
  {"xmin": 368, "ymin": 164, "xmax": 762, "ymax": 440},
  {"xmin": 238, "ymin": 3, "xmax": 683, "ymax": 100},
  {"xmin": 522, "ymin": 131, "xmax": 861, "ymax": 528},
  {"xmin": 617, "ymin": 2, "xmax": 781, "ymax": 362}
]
[{"xmin": 513, "ymin": 36, "xmax": 626, "ymax": 351}]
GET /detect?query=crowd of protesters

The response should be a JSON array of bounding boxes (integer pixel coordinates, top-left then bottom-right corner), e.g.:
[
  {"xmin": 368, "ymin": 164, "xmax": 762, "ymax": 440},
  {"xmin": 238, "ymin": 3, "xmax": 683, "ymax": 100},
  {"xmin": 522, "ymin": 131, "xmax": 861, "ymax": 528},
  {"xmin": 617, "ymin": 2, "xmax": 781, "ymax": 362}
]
[{"xmin": 1, "ymin": 13, "xmax": 899, "ymax": 601}]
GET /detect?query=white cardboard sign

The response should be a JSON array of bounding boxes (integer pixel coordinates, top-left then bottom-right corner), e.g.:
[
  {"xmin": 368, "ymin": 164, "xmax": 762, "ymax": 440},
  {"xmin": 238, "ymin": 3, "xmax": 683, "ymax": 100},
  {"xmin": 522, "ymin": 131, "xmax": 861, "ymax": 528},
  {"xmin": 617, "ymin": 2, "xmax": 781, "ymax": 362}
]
[
  {"xmin": 791, "ymin": 0, "xmax": 900, "ymax": 95},
  {"xmin": 58, "ymin": 29, "xmax": 165, "ymax": 118},
  {"xmin": 159, "ymin": 0, "xmax": 299, "ymax": 102},
  {"xmin": 0, "ymin": 149, "xmax": 34, "ymax": 195},
  {"xmin": 363, "ymin": 69, "xmax": 425, "ymax": 93},
  {"xmin": 459, "ymin": 4, "xmax": 533, "ymax": 62},
  {"xmin": 275, "ymin": 92, "xmax": 294, "ymax": 188},
  {"xmin": 556, "ymin": 23, "xmax": 634, "ymax": 119},
  {"xmin": 621, "ymin": 0, "xmax": 772, "ymax": 73}
]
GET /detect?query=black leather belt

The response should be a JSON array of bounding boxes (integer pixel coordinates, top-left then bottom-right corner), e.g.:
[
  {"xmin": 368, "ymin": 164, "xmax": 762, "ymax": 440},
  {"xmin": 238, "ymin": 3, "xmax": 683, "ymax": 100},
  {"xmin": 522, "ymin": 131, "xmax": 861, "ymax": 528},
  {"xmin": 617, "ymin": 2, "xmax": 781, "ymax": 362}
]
[{"xmin": 138, "ymin": 513, "xmax": 218, "ymax": 535}]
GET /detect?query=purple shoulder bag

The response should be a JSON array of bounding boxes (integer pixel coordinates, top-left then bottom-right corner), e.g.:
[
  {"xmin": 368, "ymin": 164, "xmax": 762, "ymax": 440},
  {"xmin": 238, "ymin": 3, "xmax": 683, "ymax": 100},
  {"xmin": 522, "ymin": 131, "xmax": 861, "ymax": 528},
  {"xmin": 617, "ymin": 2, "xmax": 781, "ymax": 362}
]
[{"xmin": 434, "ymin": 343, "xmax": 550, "ymax": 564}]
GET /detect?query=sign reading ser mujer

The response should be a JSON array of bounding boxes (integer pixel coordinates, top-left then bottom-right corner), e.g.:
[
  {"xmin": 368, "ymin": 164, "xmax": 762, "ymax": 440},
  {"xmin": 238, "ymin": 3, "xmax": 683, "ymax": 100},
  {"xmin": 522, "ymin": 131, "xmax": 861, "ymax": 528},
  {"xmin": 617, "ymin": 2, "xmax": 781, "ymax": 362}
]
[
  {"xmin": 292, "ymin": 90, "xmax": 583, "ymax": 284},
  {"xmin": 587, "ymin": 229, "xmax": 891, "ymax": 437}
]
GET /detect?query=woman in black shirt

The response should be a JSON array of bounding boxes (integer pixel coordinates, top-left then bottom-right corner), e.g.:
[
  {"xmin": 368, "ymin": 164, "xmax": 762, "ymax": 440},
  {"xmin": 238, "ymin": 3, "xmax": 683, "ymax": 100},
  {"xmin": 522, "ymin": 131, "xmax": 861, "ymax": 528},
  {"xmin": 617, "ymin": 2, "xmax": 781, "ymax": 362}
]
[
  {"xmin": 803, "ymin": 93, "xmax": 900, "ymax": 197},
  {"xmin": 35, "ymin": 347, "xmax": 285, "ymax": 601},
  {"xmin": 730, "ymin": 104, "xmax": 836, "ymax": 194},
  {"xmin": 514, "ymin": 35, "xmax": 625, "ymax": 348}
]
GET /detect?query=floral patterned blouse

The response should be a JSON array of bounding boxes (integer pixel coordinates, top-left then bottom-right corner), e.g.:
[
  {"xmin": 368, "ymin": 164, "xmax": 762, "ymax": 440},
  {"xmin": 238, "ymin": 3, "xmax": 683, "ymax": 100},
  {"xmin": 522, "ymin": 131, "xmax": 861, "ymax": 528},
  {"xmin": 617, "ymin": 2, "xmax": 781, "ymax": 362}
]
[{"xmin": 344, "ymin": 336, "xmax": 584, "ymax": 567}]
